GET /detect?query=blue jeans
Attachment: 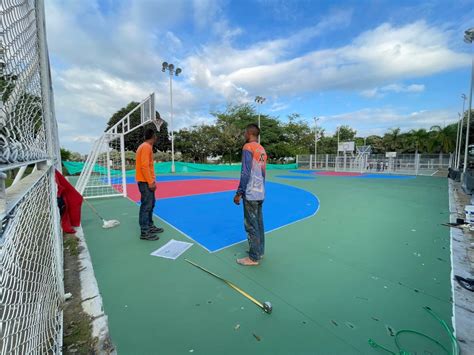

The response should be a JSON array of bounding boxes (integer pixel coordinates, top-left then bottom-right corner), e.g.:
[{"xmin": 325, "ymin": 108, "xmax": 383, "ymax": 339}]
[
  {"xmin": 243, "ymin": 199, "xmax": 265, "ymax": 261},
  {"xmin": 138, "ymin": 182, "xmax": 156, "ymax": 233}
]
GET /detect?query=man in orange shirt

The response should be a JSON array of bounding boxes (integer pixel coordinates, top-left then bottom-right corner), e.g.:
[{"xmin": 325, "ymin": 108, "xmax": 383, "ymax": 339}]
[{"xmin": 136, "ymin": 128, "xmax": 164, "ymax": 240}]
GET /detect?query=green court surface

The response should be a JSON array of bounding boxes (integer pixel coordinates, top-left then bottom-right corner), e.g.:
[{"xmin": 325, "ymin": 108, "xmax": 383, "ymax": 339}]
[{"xmin": 81, "ymin": 171, "xmax": 453, "ymax": 354}]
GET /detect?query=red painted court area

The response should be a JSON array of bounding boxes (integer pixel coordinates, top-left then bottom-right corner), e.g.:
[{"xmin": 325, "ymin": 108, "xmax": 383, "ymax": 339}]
[
  {"xmin": 126, "ymin": 179, "xmax": 239, "ymax": 201},
  {"xmin": 314, "ymin": 171, "xmax": 362, "ymax": 177}
]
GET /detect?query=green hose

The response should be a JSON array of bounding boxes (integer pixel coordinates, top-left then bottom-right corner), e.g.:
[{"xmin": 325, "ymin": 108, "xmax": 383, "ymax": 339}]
[{"xmin": 368, "ymin": 306, "xmax": 459, "ymax": 355}]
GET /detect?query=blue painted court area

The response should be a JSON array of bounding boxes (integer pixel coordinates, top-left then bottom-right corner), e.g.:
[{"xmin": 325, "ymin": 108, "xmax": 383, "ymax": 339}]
[
  {"xmin": 275, "ymin": 175, "xmax": 316, "ymax": 180},
  {"xmin": 154, "ymin": 182, "xmax": 319, "ymax": 252},
  {"xmin": 289, "ymin": 169, "xmax": 319, "ymax": 174}
]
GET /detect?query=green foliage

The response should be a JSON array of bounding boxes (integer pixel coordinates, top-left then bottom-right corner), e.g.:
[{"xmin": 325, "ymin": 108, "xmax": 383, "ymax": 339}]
[
  {"xmin": 60, "ymin": 148, "xmax": 72, "ymax": 161},
  {"xmin": 105, "ymin": 102, "xmax": 171, "ymax": 152},
  {"xmin": 103, "ymin": 102, "xmax": 466, "ymax": 163}
]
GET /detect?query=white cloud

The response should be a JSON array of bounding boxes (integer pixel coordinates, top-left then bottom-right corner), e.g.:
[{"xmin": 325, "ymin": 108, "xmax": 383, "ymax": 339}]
[
  {"xmin": 222, "ymin": 22, "xmax": 468, "ymax": 96},
  {"xmin": 320, "ymin": 107, "xmax": 457, "ymax": 136},
  {"xmin": 44, "ymin": 0, "xmax": 469, "ymax": 153},
  {"xmin": 360, "ymin": 83, "xmax": 425, "ymax": 98},
  {"xmin": 72, "ymin": 136, "xmax": 97, "ymax": 143},
  {"xmin": 269, "ymin": 102, "xmax": 289, "ymax": 112}
]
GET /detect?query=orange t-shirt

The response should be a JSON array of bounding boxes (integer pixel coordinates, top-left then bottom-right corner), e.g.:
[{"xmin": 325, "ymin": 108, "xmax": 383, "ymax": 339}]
[{"xmin": 135, "ymin": 142, "xmax": 155, "ymax": 184}]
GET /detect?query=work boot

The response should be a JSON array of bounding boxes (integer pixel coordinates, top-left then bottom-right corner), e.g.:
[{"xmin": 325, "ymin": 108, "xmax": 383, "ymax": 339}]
[
  {"xmin": 140, "ymin": 232, "xmax": 159, "ymax": 241},
  {"xmin": 149, "ymin": 225, "xmax": 164, "ymax": 234}
]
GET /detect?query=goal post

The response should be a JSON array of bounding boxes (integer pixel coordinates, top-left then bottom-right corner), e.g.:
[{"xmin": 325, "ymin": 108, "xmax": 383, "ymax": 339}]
[{"xmin": 76, "ymin": 93, "xmax": 162, "ymax": 199}]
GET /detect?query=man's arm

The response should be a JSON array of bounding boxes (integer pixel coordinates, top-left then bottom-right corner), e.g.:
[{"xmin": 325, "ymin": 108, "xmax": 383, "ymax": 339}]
[
  {"xmin": 140, "ymin": 146, "xmax": 155, "ymax": 188},
  {"xmin": 237, "ymin": 149, "xmax": 252, "ymax": 196}
]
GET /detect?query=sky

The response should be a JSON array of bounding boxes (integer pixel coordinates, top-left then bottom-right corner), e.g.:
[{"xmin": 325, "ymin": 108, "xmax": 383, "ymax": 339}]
[{"xmin": 45, "ymin": 0, "xmax": 474, "ymax": 153}]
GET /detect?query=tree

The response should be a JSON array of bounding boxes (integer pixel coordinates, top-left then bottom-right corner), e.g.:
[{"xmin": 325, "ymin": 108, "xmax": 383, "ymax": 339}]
[
  {"xmin": 174, "ymin": 125, "xmax": 220, "ymax": 163},
  {"xmin": 430, "ymin": 125, "xmax": 456, "ymax": 153},
  {"xmin": 60, "ymin": 148, "xmax": 71, "ymax": 161},
  {"xmin": 336, "ymin": 126, "xmax": 357, "ymax": 141},
  {"xmin": 383, "ymin": 128, "xmax": 402, "ymax": 151},
  {"xmin": 70, "ymin": 152, "xmax": 83, "ymax": 161},
  {"xmin": 408, "ymin": 129, "xmax": 426, "ymax": 153},
  {"xmin": 366, "ymin": 135, "xmax": 384, "ymax": 153},
  {"xmin": 105, "ymin": 102, "xmax": 171, "ymax": 153}
]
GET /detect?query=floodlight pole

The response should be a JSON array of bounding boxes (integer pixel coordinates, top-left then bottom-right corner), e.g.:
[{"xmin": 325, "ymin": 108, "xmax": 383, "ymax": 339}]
[
  {"xmin": 313, "ymin": 117, "xmax": 320, "ymax": 169},
  {"xmin": 456, "ymin": 95, "xmax": 466, "ymax": 169},
  {"xmin": 462, "ymin": 28, "xmax": 474, "ymax": 174},
  {"xmin": 255, "ymin": 96, "xmax": 266, "ymax": 144},
  {"xmin": 162, "ymin": 62, "xmax": 182, "ymax": 173}
]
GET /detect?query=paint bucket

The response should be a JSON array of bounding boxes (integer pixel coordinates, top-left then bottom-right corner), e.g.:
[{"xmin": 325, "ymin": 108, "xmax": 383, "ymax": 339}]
[{"xmin": 464, "ymin": 205, "xmax": 474, "ymax": 224}]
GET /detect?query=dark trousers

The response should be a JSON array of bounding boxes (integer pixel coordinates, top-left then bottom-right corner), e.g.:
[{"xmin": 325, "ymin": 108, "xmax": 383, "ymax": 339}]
[
  {"xmin": 243, "ymin": 199, "xmax": 265, "ymax": 261},
  {"xmin": 138, "ymin": 182, "xmax": 156, "ymax": 233}
]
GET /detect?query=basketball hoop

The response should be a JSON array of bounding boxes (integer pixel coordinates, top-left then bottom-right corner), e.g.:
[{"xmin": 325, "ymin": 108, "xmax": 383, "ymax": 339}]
[{"xmin": 153, "ymin": 117, "xmax": 165, "ymax": 131}]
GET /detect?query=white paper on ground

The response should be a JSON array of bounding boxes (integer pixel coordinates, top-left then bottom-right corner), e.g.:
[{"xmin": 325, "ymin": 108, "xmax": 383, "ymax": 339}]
[{"xmin": 150, "ymin": 239, "xmax": 193, "ymax": 260}]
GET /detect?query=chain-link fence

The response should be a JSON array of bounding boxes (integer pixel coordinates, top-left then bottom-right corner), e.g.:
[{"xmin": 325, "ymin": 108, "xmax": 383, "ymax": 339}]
[
  {"xmin": 1, "ymin": 0, "xmax": 63, "ymax": 353},
  {"xmin": 297, "ymin": 153, "xmax": 452, "ymax": 176}
]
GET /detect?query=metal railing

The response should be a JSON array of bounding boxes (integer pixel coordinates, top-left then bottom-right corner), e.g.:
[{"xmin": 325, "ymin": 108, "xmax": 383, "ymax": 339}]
[
  {"xmin": 296, "ymin": 153, "xmax": 452, "ymax": 176},
  {"xmin": 0, "ymin": 1, "xmax": 63, "ymax": 353}
]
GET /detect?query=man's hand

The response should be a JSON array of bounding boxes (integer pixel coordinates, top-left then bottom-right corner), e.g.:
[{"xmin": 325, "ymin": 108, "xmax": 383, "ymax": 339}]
[
  {"xmin": 148, "ymin": 182, "xmax": 156, "ymax": 192},
  {"xmin": 233, "ymin": 193, "xmax": 241, "ymax": 205}
]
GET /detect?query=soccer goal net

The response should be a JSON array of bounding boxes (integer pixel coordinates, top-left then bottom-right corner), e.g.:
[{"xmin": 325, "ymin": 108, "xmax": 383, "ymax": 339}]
[{"xmin": 76, "ymin": 93, "xmax": 162, "ymax": 199}]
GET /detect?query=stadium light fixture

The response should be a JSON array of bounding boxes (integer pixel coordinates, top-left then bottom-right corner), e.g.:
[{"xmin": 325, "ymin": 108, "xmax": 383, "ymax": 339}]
[
  {"xmin": 162, "ymin": 62, "xmax": 182, "ymax": 173},
  {"xmin": 254, "ymin": 96, "xmax": 266, "ymax": 143},
  {"xmin": 462, "ymin": 28, "xmax": 474, "ymax": 174}
]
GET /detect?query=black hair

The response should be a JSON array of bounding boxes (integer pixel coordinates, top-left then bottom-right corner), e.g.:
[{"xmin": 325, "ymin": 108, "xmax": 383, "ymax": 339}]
[
  {"xmin": 144, "ymin": 128, "xmax": 156, "ymax": 140},
  {"xmin": 246, "ymin": 123, "xmax": 260, "ymax": 137}
]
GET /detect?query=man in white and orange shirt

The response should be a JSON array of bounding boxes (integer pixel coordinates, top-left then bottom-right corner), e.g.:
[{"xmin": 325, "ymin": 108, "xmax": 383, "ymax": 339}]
[
  {"xmin": 233, "ymin": 124, "xmax": 267, "ymax": 266},
  {"xmin": 136, "ymin": 128, "xmax": 164, "ymax": 240}
]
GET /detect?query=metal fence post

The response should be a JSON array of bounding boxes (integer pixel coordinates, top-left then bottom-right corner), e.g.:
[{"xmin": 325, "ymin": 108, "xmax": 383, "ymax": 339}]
[
  {"xmin": 121, "ymin": 134, "xmax": 127, "ymax": 197},
  {"xmin": 415, "ymin": 154, "xmax": 420, "ymax": 175},
  {"xmin": 36, "ymin": 0, "xmax": 60, "ymax": 169},
  {"xmin": 326, "ymin": 154, "xmax": 329, "ymax": 170}
]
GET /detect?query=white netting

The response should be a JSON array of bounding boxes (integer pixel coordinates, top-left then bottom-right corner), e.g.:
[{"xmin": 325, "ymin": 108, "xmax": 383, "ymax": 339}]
[
  {"xmin": 0, "ymin": 0, "xmax": 48, "ymax": 164},
  {"xmin": 0, "ymin": 171, "xmax": 63, "ymax": 354},
  {"xmin": 0, "ymin": 1, "xmax": 63, "ymax": 354},
  {"xmin": 76, "ymin": 133, "xmax": 125, "ymax": 198}
]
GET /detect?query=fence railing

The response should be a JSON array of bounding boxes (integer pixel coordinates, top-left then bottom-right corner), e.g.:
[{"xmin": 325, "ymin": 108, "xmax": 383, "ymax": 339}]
[
  {"xmin": 0, "ymin": 1, "xmax": 63, "ymax": 353},
  {"xmin": 296, "ymin": 153, "xmax": 452, "ymax": 176}
]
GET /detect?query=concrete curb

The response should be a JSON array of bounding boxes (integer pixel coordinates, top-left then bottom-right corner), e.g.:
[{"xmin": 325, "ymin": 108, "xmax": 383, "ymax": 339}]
[
  {"xmin": 75, "ymin": 226, "xmax": 116, "ymax": 354},
  {"xmin": 448, "ymin": 180, "xmax": 474, "ymax": 353}
]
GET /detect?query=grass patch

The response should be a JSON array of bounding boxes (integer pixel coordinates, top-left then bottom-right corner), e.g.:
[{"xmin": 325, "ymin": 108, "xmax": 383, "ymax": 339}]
[
  {"xmin": 63, "ymin": 234, "xmax": 98, "ymax": 354},
  {"xmin": 64, "ymin": 235, "xmax": 79, "ymax": 256}
]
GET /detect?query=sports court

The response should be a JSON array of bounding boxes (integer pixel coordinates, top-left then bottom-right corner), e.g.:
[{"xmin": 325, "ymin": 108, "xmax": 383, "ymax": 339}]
[{"xmin": 81, "ymin": 169, "xmax": 453, "ymax": 354}]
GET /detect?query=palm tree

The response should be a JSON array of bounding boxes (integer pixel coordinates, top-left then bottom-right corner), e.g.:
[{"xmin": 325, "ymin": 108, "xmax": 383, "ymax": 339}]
[
  {"xmin": 383, "ymin": 128, "xmax": 401, "ymax": 151},
  {"xmin": 430, "ymin": 125, "xmax": 455, "ymax": 153},
  {"xmin": 409, "ymin": 128, "xmax": 429, "ymax": 153}
]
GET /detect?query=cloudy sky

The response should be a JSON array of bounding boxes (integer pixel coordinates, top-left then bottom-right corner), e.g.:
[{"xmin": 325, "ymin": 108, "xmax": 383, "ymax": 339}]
[{"xmin": 45, "ymin": 0, "xmax": 474, "ymax": 153}]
